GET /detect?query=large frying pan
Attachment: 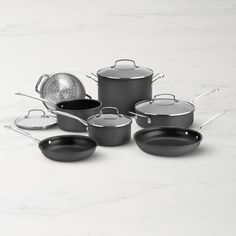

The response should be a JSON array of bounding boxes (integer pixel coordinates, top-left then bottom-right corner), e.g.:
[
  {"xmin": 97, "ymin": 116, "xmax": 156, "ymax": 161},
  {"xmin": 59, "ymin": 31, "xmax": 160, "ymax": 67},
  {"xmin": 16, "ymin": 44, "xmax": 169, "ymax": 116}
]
[
  {"xmin": 134, "ymin": 111, "xmax": 225, "ymax": 157},
  {"xmin": 4, "ymin": 126, "xmax": 97, "ymax": 162}
]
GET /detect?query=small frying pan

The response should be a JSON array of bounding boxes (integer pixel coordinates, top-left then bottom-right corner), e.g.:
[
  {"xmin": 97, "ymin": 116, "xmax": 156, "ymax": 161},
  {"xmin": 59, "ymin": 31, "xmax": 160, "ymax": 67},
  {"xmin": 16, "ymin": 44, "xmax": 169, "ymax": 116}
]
[
  {"xmin": 4, "ymin": 125, "xmax": 97, "ymax": 162},
  {"xmin": 134, "ymin": 111, "xmax": 226, "ymax": 157}
]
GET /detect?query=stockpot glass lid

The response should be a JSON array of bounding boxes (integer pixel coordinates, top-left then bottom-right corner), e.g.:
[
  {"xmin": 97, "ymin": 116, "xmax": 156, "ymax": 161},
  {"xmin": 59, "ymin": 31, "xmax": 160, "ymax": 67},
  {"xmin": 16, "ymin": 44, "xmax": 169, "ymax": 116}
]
[
  {"xmin": 97, "ymin": 59, "xmax": 153, "ymax": 79},
  {"xmin": 135, "ymin": 94, "xmax": 195, "ymax": 116},
  {"xmin": 14, "ymin": 109, "xmax": 57, "ymax": 130},
  {"xmin": 87, "ymin": 107, "xmax": 132, "ymax": 128}
]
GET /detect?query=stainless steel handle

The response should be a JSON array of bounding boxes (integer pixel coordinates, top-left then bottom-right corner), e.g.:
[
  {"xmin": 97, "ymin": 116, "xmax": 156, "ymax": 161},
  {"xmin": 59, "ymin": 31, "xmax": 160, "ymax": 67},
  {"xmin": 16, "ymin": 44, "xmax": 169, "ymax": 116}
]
[
  {"xmin": 112, "ymin": 59, "xmax": 137, "ymax": 68},
  {"xmin": 200, "ymin": 111, "xmax": 226, "ymax": 129},
  {"xmin": 192, "ymin": 88, "xmax": 220, "ymax": 102},
  {"xmin": 100, "ymin": 107, "xmax": 120, "ymax": 116},
  {"xmin": 86, "ymin": 74, "xmax": 98, "ymax": 83},
  {"xmin": 25, "ymin": 109, "xmax": 47, "ymax": 118},
  {"xmin": 4, "ymin": 125, "xmax": 40, "ymax": 143},
  {"xmin": 15, "ymin": 92, "xmax": 55, "ymax": 105},
  {"xmin": 151, "ymin": 73, "xmax": 165, "ymax": 84},
  {"xmin": 49, "ymin": 110, "xmax": 88, "ymax": 127},
  {"xmin": 35, "ymin": 74, "xmax": 50, "ymax": 93},
  {"xmin": 129, "ymin": 111, "xmax": 151, "ymax": 124}
]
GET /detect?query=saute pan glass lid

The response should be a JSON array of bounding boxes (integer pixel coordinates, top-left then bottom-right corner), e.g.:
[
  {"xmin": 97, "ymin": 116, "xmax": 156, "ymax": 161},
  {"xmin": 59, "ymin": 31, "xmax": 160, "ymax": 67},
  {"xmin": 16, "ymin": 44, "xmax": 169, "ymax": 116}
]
[
  {"xmin": 135, "ymin": 94, "xmax": 195, "ymax": 116},
  {"xmin": 97, "ymin": 59, "xmax": 153, "ymax": 79},
  {"xmin": 87, "ymin": 107, "xmax": 132, "ymax": 128},
  {"xmin": 15, "ymin": 109, "xmax": 57, "ymax": 130}
]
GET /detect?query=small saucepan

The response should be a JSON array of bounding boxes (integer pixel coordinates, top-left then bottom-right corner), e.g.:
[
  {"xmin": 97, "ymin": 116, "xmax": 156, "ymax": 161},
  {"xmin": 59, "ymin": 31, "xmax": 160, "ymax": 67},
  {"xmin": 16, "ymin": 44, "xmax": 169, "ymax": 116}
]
[
  {"xmin": 51, "ymin": 107, "xmax": 132, "ymax": 146},
  {"xmin": 130, "ymin": 89, "xmax": 219, "ymax": 128},
  {"xmin": 15, "ymin": 92, "xmax": 102, "ymax": 132},
  {"xmin": 134, "ymin": 111, "xmax": 226, "ymax": 157},
  {"xmin": 4, "ymin": 125, "xmax": 97, "ymax": 162}
]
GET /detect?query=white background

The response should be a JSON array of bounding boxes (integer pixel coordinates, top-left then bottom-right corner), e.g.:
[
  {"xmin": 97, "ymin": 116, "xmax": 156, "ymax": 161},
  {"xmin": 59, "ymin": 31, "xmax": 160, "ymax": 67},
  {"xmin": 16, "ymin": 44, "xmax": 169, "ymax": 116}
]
[{"xmin": 0, "ymin": 0, "xmax": 236, "ymax": 235}]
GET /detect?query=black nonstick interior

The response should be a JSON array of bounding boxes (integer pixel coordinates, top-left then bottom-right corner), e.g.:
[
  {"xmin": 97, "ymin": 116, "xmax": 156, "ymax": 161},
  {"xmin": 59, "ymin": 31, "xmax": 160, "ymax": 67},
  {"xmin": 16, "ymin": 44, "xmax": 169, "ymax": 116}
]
[
  {"xmin": 38, "ymin": 135, "xmax": 97, "ymax": 162},
  {"xmin": 134, "ymin": 127, "xmax": 203, "ymax": 156},
  {"xmin": 57, "ymin": 99, "xmax": 101, "ymax": 110}
]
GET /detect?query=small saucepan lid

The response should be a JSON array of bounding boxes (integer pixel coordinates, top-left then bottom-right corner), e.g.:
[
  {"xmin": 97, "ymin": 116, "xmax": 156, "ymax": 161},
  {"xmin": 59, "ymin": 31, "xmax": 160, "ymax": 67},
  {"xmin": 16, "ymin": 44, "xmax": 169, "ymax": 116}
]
[
  {"xmin": 14, "ymin": 109, "xmax": 57, "ymax": 130},
  {"xmin": 135, "ymin": 94, "xmax": 195, "ymax": 116},
  {"xmin": 87, "ymin": 107, "xmax": 132, "ymax": 128}
]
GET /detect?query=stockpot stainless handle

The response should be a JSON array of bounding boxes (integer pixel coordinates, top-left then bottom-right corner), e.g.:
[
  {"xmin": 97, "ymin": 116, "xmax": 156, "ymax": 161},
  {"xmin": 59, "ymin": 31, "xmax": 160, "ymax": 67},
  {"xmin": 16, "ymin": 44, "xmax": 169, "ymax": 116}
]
[
  {"xmin": 112, "ymin": 59, "xmax": 137, "ymax": 68},
  {"xmin": 86, "ymin": 74, "xmax": 98, "ymax": 84},
  {"xmin": 35, "ymin": 74, "xmax": 50, "ymax": 93},
  {"xmin": 151, "ymin": 73, "xmax": 165, "ymax": 84}
]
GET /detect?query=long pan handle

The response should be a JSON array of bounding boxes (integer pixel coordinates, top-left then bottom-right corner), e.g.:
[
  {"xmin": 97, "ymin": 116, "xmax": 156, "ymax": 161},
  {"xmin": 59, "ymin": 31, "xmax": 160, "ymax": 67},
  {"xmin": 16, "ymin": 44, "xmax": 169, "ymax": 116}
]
[
  {"xmin": 200, "ymin": 111, "xmax": 226, "ymax": 130},
  {"xmin": 15, "ymin": 92, "xmax": 55, "ymax": 105},
  {"xmin": 49, "ymin": 110, "xmax": 88, "ymax": 127},
  {"xmin": 192, "ymin": 88, "xmax": 219, "ymax": 102},
  {"xmin": 4, "ymin": 125, "xmax": 40, "ymax": 143}
]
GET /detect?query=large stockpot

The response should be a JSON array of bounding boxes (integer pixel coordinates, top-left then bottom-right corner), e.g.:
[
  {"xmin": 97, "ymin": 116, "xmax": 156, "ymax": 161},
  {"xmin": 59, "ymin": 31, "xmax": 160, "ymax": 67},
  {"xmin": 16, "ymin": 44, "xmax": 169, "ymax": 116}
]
[
  {"xmin": 87, "ymin": 59, "xmax": 164, "ymax": 115},
  {"xmin": 15, "ymin": 93, "xmax": 102, "ymax": 132},
  {"xmin": 52, "ymin": 107, "xmax": 132, "ymax": 147},
  {"xmin": 130, "ymin": 89, "xmax": 219, "ymax": 128}
]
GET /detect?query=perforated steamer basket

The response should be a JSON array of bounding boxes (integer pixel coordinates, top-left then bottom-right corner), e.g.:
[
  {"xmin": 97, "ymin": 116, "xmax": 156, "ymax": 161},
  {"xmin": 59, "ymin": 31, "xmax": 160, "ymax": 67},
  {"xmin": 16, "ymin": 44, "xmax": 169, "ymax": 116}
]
[{"xmin": 35, "ymin": 73, "xmax": 86, "ymax": 109}]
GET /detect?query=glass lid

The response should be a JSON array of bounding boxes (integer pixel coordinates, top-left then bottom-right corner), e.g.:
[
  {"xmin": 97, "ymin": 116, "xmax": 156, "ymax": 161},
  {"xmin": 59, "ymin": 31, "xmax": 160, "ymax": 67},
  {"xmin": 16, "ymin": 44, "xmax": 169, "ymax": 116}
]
[
  {"xmin": 87, "ymin": 107, "xmax": 132, "ymax": 127},
  {"xmin": 135, "ymin": 94, "xmax": 195, "ymax": 116},
  {"xmin": 14, "ymin": 109, "xmax": 57, "ymax": 130},
  {"xmin": 97, "ymin": 59, "xmax": 153, "ymax": 79}
]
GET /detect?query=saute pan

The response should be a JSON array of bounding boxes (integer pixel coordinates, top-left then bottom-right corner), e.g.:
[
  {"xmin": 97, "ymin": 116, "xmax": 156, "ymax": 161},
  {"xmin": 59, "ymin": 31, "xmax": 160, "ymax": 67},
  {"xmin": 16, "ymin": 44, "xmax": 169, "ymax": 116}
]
[
  {"xmin": 4, "ymin": 125, "xmax": 97, "ymax": 162},
  {"xmin": 133, "ymin": 111, "xmax": 225, "ymax": 157},
  {"xmin": 15, "ymin": 92, "xmax": 102, "ymax": 132},
  {"xmin": 130, "ymin": 89, "xmax": 219, "ymax": 128}
]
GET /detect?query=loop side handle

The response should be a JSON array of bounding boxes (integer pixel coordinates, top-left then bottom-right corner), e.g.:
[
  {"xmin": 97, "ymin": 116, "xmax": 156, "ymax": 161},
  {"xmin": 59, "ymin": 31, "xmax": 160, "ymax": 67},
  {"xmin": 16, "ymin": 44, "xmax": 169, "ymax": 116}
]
[
  {"xmin": 4, "ymin": 125, "xmax": 40, "ymax": 143},
  {"xmin": 151, "ymin": 73, "xmax": 165, "ymax": 84},
  {"xmin": 129, "ymin": 112, "xmax": 151, "ymax": 124},
  {"xmin": 35, "ymin": 74, "xmax": 50, "ymax": 93},
  {"xmin": 200, "ymin": 110, "xmax": 226, "ymax": 130},
  {"xmin": 86, "ymin": 74, "xmax": 98, "ymax": 84},
  {"xmin": 112, "ymin": 59, "xmax": 137, "ymax": 68},
  {"xmin": 100, "ymin": 107, "xmax": 120, "ymax": 116},
  {"xmin": 49, "ymin": 110, "xmax": 88, "ymax": 127},
  {"xmin": 192, "ymin": 88, "xmax": 220, "ymax": 103}
]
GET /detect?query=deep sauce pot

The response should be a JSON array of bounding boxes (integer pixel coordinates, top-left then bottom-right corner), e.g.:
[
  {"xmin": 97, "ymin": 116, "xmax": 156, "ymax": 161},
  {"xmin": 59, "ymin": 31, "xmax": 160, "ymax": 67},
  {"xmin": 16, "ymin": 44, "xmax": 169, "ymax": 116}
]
[{"xmin": 87, "ymin": 59, "xmax": 164, "ymax": 115}]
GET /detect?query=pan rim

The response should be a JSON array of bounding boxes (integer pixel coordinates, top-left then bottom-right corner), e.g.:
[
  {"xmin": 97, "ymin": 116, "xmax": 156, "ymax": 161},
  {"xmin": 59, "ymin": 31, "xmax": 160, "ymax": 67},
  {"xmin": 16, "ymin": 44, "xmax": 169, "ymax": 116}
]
[
  {"xmin": 38, "ymin": 134, "xmax": 98, "ymax": 150},
  {"xmin": 134, "ymin": 126, "xmax": 203, "ymax": 149},
  {"xmin": 134, "ymin": 99, "xmax": 195, "ymax": 117},
  {"xmin": 56, "ymin": 99, "xmax": 102, "ymax": 111}
]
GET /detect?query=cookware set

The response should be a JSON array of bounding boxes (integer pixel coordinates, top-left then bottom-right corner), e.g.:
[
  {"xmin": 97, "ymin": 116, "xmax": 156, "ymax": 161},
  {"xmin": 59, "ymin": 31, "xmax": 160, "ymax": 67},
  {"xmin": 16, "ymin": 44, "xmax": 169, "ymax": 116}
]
[{"xmin": 5, "ymin": 59, "xmax": 224, "ymax": 161}]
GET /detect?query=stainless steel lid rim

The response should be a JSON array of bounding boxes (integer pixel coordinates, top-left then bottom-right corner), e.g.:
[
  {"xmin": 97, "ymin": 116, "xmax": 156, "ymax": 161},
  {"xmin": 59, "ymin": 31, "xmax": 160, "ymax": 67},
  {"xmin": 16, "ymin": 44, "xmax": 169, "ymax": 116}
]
[{"xmin": 135, "ymin": 98, "xmax": 195, "ymax": 116}]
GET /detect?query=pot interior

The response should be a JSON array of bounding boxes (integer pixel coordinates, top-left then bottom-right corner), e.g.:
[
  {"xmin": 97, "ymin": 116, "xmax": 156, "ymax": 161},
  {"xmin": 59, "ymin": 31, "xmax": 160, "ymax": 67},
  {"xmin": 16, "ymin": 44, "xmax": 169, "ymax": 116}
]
[{"xmin": 57, "ymin": 99, "xmax": 101, "ymax": 110}]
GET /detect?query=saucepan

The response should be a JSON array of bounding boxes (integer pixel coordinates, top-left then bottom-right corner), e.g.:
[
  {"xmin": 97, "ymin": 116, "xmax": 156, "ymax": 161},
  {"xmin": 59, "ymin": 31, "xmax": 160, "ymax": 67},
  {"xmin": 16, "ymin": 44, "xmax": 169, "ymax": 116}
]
[
  {"xmin": 134, "ymin": 111, "xmax": 226, "ymax": 157},
  {"xmin": 4, "ymin": 125, "xmax": 97, "ymax": 162},
  {"xmin": 130, "ymin": 89, "xmax": 219, "ymax": 128},
  {"xmin": 15, "ymin": 92, "xmax": 102, "ymax": 132},
  {"xmin": 51, "ymin": 107, "xmax": 132, "ymax": 147}
]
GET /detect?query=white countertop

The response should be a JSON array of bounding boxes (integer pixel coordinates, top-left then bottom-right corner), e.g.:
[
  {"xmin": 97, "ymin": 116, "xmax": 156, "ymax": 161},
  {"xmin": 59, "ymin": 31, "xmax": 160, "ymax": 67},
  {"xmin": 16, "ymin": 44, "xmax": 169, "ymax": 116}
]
[{"xmin": 0, "ymin": 0, "xmax": 236, "ymax": 235}]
